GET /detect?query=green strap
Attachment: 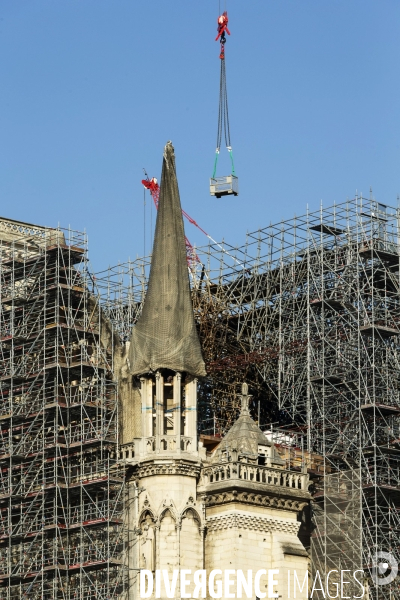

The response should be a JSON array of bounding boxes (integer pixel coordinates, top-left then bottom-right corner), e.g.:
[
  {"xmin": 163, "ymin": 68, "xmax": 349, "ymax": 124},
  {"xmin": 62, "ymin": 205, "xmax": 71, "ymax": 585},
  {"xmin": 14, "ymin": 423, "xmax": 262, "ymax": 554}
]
[
  {"xmin": 228, "ymin": 148, "xmax": 236, "ymax": 176},
  {"xmin": 213, "ymin": 148, "xmax": 236, "ymax": 179},
  {"xmin": 212, "ymin": 150, "xmax": 220, "ymax": 179}
]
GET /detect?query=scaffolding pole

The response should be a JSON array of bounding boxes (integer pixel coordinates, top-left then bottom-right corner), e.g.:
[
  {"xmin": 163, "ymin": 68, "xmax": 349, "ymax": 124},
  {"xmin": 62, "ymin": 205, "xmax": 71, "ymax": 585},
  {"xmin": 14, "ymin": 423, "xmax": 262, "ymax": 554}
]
[
  {"xmin": 99, "ymin": 196, "xmax": 400, "ymax": 598},
  {"xmin": 0, "ymin": 219, "xmax": 127, "ymax": 599}
]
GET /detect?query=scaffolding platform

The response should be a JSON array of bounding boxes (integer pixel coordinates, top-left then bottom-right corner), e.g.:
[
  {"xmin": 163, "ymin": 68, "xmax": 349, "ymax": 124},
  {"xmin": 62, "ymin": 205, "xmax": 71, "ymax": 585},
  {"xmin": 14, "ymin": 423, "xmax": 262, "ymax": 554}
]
[
  {"xmin": 210, "ymin": 174, "xmax": 239, "ymax": 198},
  {"xmin": 0, "ymin": 218, "xmax": 127, "ymax": 599}
]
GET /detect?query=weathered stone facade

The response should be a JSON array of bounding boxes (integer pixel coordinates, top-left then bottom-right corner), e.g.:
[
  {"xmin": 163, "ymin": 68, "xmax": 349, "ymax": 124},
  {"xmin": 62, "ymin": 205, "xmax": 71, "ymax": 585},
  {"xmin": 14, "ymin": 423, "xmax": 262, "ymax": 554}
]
[{"xmin": 121, "ymin": 381, "xmax": 311, "ymax": 599}]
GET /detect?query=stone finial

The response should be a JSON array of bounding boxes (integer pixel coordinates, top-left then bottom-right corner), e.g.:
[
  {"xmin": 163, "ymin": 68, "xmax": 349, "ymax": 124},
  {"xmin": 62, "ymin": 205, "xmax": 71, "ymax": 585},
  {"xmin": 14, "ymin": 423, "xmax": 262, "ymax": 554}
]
[{"xmin": 240, "ymin": 382, "xmax": 252, "ymax": 416}]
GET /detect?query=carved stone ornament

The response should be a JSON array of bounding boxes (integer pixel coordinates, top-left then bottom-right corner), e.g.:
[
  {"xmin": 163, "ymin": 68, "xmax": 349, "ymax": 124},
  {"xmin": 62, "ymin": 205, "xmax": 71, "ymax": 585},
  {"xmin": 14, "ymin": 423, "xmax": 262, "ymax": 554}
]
[
  {"xmin": 134, "ymin": 459, "xmax": 201, "ymax": 479},
  {"xmin": 206, "ymin": 512, "xmax": 300, "ymax": 535},
  {"xmin": 203, "ymin": 489, "xmax": 308, "ymax": 514}
]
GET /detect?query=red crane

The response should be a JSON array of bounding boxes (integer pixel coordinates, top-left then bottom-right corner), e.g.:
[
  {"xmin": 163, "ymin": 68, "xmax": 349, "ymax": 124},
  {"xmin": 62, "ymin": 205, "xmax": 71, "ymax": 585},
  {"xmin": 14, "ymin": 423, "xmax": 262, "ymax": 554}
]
[
  {"xmin": 215, "ymin": 11, "xmax": 230, "ymax": 59},
  {"xmin": 142, "ymin": 170, "xmax": 243, "ymax": 268},
  {"xmin": 141, "ymin": 171, "xmax": 202, "ymax": 268}
]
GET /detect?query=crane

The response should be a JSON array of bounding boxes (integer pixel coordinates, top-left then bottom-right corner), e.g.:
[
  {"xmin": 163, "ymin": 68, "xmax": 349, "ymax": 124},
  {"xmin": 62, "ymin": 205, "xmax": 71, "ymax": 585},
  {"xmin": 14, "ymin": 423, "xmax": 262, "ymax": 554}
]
[
  {"xmin": 210, "ymin": 10, "xmax": 239, "ymax": 199},
  {"xmin": 142, "ymin": 171, "xmax": 201, "ymax": 268},
  {"xmin": 141, "ymin": 170, "xmax": 243, "ymax": 268}
]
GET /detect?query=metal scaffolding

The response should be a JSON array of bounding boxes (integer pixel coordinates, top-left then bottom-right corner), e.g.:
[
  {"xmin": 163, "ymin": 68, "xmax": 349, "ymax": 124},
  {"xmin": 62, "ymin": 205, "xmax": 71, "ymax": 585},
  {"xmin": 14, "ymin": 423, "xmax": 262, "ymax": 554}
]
[
  {"xmin": 98, "ymin": 195, "xmax": 400, "ymax": 598},
  {"xmin": 0, "ymin": 218, "xmax": 126, "ymax": 599}
]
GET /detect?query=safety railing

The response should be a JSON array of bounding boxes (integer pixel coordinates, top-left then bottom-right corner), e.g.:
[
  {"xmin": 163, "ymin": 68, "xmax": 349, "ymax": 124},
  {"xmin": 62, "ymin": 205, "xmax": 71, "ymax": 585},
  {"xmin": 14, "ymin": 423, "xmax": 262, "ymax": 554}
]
[{"xmin": 200, "ymin": 461, "xmax": 309, "ymax": 491}]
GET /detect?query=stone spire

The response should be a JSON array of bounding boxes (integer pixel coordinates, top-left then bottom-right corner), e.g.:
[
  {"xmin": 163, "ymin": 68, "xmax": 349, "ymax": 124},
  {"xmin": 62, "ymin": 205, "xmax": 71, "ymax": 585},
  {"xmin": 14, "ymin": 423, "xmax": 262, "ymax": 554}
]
[
  {"xmin": 129, "ymin": 142, "xmax": 206, "ymax": 377},
  {"xmin": 211, "ymin": 383, "xmax": 285, "ymax": 465}
]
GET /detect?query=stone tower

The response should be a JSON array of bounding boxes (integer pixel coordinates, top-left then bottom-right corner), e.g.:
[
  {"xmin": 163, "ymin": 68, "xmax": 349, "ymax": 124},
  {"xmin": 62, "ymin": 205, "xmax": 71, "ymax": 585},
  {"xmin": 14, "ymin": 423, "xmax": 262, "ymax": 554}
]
[
  {"xmin": 122, "ymin": 142, "xmax": 311, "ymax": 600},
  {"xmin": 198, "ymin": 383, "xmax": 310, "ymax": 599},
  {"xmin": 124, "ymin": 142, "xmax": 207, "ymax": 598}
]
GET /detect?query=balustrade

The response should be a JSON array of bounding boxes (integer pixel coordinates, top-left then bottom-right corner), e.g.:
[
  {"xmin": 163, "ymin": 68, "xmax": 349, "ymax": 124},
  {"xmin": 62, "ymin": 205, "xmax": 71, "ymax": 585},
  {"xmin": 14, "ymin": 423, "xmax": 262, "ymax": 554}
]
[
  {"xmin": 200, "ymin": 461, "xmax": 308, "ymax": 491},
  {"xmin": 140, "ymin": 435, "xmax": 194, "ymax": 455}
]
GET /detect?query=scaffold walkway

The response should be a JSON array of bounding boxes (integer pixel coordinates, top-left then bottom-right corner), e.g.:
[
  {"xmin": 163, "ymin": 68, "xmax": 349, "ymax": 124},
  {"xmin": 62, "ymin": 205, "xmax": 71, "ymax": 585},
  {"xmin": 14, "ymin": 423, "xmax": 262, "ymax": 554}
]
[{"xmin": 0, "ymin": 219, "xmax": 127, "ymax": 599}]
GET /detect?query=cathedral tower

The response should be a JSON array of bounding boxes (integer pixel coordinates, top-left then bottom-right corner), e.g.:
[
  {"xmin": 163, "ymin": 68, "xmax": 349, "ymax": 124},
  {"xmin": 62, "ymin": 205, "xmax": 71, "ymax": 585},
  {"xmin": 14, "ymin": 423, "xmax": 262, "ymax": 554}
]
[
  {"xmin": 124, "ymin": 142, "xmax": 206, "ymax": 598},
  {"xmin": 122, "ymin": 142, "xmax": 310, "ymax": 600}
]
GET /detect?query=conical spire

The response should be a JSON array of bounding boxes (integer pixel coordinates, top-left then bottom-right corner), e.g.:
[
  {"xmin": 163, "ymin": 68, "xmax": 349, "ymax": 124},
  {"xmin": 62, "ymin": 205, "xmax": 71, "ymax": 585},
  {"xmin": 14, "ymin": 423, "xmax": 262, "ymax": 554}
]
[
  {"xmin": 212, "ymin": 383, "xmax": 271, "ymax": 462},
  {"xmin": 129, "ymin": 142, "xmax": 206, "ymax": 377}
]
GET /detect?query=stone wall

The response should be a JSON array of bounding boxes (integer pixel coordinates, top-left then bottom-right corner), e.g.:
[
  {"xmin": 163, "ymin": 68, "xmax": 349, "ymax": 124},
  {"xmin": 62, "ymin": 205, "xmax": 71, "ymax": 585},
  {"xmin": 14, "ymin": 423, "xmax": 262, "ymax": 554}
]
[{"xmin": 205, "ymin": 508, "xmax": 309, "ymax": 600}]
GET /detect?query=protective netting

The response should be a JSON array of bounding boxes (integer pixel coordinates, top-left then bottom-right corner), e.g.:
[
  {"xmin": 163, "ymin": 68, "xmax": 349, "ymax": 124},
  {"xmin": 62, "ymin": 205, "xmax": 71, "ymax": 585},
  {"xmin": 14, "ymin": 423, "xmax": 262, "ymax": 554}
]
[{"xmin": 129, "ymin": 141, "xmax": 206, "ymax": 377}]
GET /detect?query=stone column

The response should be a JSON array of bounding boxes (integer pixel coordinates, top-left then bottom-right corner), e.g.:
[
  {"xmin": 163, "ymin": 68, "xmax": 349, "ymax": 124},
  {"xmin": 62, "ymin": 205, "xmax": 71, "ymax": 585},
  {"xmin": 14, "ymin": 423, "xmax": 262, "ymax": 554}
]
[
  {"xmin": 185, "ymin": 378, "xmax": 197, "ymax": 449},
  {"xmin": 140, "ymin": 377, "xmax": 147, "ymax": 441},
  {"xmin": 155, "ymin": 524, "xmax": 160, "ymax": 572},
  {"xmin": 176, "ymin": 521, "xmax": 182, "ymax": 597},
  {"xmin": 155, "ymin": 371, "xmax": 163, "ymax": 452},
  {"xmin": 174, "ymin": 373, "xmax": 181, "ymax": 451},
  {"xmin": 140, "ymin": 378, "xmax": 154, "ymax": 455}
]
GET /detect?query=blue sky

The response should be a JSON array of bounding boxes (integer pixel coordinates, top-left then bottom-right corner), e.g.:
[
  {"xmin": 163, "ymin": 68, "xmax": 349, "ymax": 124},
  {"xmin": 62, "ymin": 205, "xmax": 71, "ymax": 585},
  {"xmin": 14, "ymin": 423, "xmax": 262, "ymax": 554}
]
[{"xmin": 1, "ymin": 1, "xmax": 399, "ymax": 272}]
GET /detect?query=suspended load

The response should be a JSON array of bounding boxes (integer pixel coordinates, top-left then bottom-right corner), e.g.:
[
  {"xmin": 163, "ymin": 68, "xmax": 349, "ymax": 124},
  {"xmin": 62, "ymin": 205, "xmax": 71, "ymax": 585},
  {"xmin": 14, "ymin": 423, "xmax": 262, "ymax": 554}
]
[{"xmin": 210, "ymin": 10, "xmax": 239, "ymax": 198}]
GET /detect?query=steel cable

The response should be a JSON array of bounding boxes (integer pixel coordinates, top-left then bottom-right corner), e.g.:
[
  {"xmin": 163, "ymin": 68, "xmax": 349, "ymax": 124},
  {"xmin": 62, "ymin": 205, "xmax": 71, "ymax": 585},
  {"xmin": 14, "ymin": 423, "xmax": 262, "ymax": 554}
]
[{"xmin": 216, "ymin": 56, "xmax": 231, "ymax": 151}]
